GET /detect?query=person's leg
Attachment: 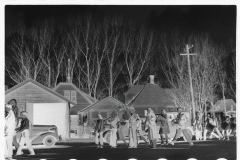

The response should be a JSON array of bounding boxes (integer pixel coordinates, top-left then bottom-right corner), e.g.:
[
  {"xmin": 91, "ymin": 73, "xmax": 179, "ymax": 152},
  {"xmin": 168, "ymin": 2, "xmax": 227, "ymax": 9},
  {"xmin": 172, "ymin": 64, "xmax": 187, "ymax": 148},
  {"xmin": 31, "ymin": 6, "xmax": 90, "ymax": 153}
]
[
  {"xmin": 109, "ymin": 129, "xmax": 113, "ymax": 147},
  {"xmin": 13, "ymin": 134, "xmax": 19, "ymax": 150},
  {"xmin": 152, "ymin": 139, "xmax": 157, "ymax": 148},
  {"xmin": 173, "ymin": 128, "xmax": 182, "ymax": 141},
  {"xmin": 99, "ymin": 132, "xmax": 104, "ymax": 147},
  {"xmin": 160, "ymin": 134, "xmax": 164, "ymax": 144},
  {"xmin": 210, "ymin": 132, "xmax": 220, "ymax": 139},
  {"xmin": 16, "ymin": 132, "xmax": 25, "ymax": 155},
  {"xmin": 182, "ymin": 129, "xmax": 193, "ymax": 144},
  {"xmin": 195, "ymin": 130, "xmax": 199, "ymax": 141},
  {"xmin": 226, "ymin": 129, "xmax": 231, "ymax": 140},
  {"xmin": 203, "ymin": 129, "xmax": 208, "ymax": 140},
  {"xmin": 113, "ymin": 129, "xmax": 117, "ymax": 147},
  {"xmin": 6, "ymin": 136, "xmax": 13, "ymax": 158},
  {"xmin": 95, "ymin": 132, "xmax": 99, "ymax": 146},
  {"xmin": 216, "ymin": 128, "xmax": 223, "ymax": 138},
  {"xmin": 165, "ymin": 134, "xmax": 169, "ymax": 144},
  {"xmin": 129, "ymin": 128, "xmax": 133, "ymax": 148},
  {"xmin": 132, "ymin": 128, "xmax": 137, "ymax": 148},
  {"xmin": 24, "ymin": 130, "xmax": 35, "ymax": 155}
]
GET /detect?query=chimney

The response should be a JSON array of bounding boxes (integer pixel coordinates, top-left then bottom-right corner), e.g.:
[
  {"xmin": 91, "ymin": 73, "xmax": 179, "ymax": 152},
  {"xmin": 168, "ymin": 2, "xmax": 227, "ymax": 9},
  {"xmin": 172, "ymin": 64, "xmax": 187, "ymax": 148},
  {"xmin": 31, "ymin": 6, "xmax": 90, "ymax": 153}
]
[
  {"xmin": 67, "ymin": 59, "xmax": 71, "ymax": 83},
  {"xmin": 149, "ymin": 75, "xmax": 155, "ymax": 84}
]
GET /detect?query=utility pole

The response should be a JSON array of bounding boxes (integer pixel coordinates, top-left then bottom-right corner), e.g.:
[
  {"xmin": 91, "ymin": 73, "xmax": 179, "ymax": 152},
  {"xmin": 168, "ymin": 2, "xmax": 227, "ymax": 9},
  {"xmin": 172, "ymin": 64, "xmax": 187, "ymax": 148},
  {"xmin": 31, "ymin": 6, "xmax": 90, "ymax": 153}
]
[{"xmin": 180, "ymin": 44, "xmax": 197, "ymax": 124}]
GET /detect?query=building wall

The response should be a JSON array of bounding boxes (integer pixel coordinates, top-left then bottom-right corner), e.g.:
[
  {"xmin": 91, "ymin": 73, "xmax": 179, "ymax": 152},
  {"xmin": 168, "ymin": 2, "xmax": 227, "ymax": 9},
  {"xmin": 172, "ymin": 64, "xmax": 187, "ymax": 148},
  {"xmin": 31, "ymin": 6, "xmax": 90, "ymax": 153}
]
[
  {"xmin": 5, "ymin": 82, "xmax": 67, "ymax": 116},
  {"xmin": 55, "ymin": 85, "xmax": 90, "ymax": 104}
]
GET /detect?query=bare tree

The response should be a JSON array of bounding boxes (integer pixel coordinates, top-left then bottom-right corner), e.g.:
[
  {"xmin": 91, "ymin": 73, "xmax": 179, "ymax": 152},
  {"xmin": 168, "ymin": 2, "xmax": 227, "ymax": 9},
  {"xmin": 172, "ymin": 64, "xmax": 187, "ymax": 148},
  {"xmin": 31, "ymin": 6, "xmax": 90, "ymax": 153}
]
[
  {"xmin": 103, "ymin": 17, "xmax": 124, "ymax": 97},
  {"xmin": 122, "ymin": 25, "xmax": 155, "ymax": 87}
]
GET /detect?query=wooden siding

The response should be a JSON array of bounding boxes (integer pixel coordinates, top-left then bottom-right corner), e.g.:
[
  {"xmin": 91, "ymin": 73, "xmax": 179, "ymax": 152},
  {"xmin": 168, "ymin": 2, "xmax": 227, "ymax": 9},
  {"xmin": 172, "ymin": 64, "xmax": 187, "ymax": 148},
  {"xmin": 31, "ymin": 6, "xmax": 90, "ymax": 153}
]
[
  {"xmin": 55, "ymin": 85, "xmax": 90, "ymax": 105},
  {"xmin": 5, "ymin": 82, "xmax": 67, "ymax": 117}
]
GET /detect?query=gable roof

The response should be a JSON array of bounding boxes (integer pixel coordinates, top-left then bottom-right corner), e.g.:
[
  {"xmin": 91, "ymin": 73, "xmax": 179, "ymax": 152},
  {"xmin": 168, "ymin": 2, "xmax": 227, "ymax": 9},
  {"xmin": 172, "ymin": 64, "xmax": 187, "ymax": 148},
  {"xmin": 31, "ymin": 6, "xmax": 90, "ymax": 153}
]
[
  {"xmin": 5, "ymin": 79, "xmax": 76, "ymax": 105},
  {"xmin": 124, "ymin": 85, "xmax": 144, "ymax": 95},
  {"xmin": 53, "ymin": 82, "xmax": 97, "ymax": 104},
  {"xmin": 128, "ymin": 83, "xmax": 176, "ymax": 108},
  {"xmin": 78, "ymin": 96, "xmax": 123, "ymax": 113}
]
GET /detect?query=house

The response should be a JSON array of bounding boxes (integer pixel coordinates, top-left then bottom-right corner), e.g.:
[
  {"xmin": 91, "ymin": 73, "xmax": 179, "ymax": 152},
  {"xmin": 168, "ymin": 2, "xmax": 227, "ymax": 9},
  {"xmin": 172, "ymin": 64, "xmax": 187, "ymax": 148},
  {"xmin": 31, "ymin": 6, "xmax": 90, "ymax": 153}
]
[
  {"xmin": 53, "ymin": 82, "xmax": 97, "ymax": 115},
  {"xmin": 78, "ymin": 96, "xmax": 123, "ymax": 127},
  {"xmin": 125, "ymin": 75, "xmax": 178, "ymax": 117},
  {"xmin": 53, "ymin": 81, "xmax": 97, "ymax": 137},
  {"xmin": 5, "ymin": 79, "xmax": 76, "ymax": 140},
  {"xmin": 214, "ymin": 99, "xmax": 236, "ymax": 113}
]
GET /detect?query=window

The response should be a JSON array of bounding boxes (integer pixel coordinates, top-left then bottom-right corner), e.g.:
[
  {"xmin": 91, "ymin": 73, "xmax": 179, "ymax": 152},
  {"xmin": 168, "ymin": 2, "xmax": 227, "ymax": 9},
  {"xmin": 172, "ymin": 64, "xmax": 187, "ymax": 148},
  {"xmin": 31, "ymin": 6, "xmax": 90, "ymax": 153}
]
[
  {"xmin": 64, "ymin": 91, "xmax": 70, "ymax": 100},
  {"xmin": 71, "ymin": 91, "xmax": 77, "ymax": 103},
  {"xmin": 64, "ymin": 90, "xmax": 77, "ymax": 103}
]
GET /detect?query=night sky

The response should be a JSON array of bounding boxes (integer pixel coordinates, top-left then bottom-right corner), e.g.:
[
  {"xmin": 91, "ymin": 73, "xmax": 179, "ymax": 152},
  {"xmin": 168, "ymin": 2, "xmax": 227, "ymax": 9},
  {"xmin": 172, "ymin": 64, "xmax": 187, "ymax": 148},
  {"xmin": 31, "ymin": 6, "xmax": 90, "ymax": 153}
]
[{"xmin": 5, "ymin": 5, "xmax": 236, "ymax": 44}]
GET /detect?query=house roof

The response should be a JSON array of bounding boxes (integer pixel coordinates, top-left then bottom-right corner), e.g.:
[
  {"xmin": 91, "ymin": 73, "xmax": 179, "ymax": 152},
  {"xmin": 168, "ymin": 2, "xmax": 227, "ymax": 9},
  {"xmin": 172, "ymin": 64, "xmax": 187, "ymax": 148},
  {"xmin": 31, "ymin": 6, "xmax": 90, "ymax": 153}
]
[
  {"xmin": 78, "ymin": 96, "xmax": 123, "ymax": 114},
  {"xmin": 5, "ymin": 79, "xmax": 76, "ymax": 105},
  {"xmin": 70, "ymin": 104, "xmax": 89, "ymax": 115},
  {"xmin": 124, "ymin": 85, "xmax": 144, "ymax": 95},
  {"xmin": 128, "ymin": 83, "xmax": 176, "ymax": 109},
  {"xmin": 214, "ymin": 99, "xmax": 236, "ymax": 112},
  {"xmin": 53, "ymin": 82, "xmax": 97, "ymax": 104}
]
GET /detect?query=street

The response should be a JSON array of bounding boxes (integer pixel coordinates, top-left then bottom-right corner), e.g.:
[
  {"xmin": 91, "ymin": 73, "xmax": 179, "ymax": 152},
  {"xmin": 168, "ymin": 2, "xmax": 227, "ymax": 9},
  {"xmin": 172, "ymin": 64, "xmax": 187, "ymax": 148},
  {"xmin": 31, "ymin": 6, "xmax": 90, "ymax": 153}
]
[{"xmin": 12, "ymin": 137, "xmax": 236, "ymax": 160}]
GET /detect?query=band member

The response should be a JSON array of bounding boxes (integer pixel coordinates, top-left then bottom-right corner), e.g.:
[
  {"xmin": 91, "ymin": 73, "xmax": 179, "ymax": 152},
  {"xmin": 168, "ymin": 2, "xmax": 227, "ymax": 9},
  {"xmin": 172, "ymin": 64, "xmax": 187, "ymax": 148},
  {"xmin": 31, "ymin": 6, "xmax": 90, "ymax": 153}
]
[
  {"xmin": 5, "ymin": 104, "xmax": 16, "ymax": 160},
  {"xmin": 117, "ymin": 106, "xmax": 128, "ymax": 146},
  {"xmin": 230, "ymin": 114, "xmax": 236, "ymax": 137},
  {"xmin": 94, "ymin": 113, "xmax": 104, "ymax": 148},
  {"xmin": 157, "ymin": 109, "xmax": 171, "ymax": 145},
  {"xmin": 145, "ymin": 108, "xmax": 158, "ymax": 149},
  {"xmin": 209, "ymin": 114, "xmax": 223, "ymax": 139},
  {"xmin": 172, "ymin": 107, "xmax": 193, "ymax": 146},
  {"xmin": 108, "ymin": 110, "xmax": 119, "ymax": 148},
  {"xmin": 15, "ymin": 111, "xmax": 35, "ymax": 156},
  {"xmin": 193, "ymin": 112, "xmax": 203, "ymax": 141},
  {"xmin": 221, "ymin": 114, "xmax": 231, "ymax": 140},
  {"xmin": 203, "ymin": 113, "xmax": 221, "ymax": 141},
  {"xmin": 128, "ymin": 108, "xmax": 139, "ymax": 148}
]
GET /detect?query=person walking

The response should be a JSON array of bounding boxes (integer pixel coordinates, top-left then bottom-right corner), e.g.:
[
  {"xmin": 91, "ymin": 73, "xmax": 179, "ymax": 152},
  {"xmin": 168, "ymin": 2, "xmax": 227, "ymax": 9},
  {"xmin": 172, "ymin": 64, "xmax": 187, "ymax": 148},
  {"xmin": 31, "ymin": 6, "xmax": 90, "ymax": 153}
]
[
  {"xmin": 145, "ymin": 108, "xmax": 158, "ymax": 149},
  {"xmin": 209, "ymin": 114, "xmax": 223, "ymax": 139},
  {"xmin": 171, "ymin": 107, "xmax": 193, "ymax": 146},
  {"xmin": 230, "ymin": 113, "xmax": 236, "ymax": 137},
  {"xmin": 5, "ymin": 104, "xmax": 16, "ymax": 160},
  {"xmin": 15, "ymin": 111, "xmax": 35, "ymax": 156},
  {"xmin": 203, "ymin": 113, "xmax": 221, "ymax": 141},
  {"xmin": 108, "ymin": 111, "xmax": 119, "ymax": 148},
  {"xmin": 221, "ymin": 114, "xmax": 231, "ymax": 140},
  {"xmin": 157, "ymin": 109, "xmax": 172, "ymax": 145},
  {"xmin": 94, "ymin": 113, "xmax": 104, "ymax": 148},
  {"xmin": 7, "ymin": 99, "xmax": 21, "ymax": 152},
  {"xmin": 193, "ymin": 112, "xmax": 203, "ymax": 141},
  {"xmin": 128, "ymin": 108, "xmax": 139, "ymax": 148}
]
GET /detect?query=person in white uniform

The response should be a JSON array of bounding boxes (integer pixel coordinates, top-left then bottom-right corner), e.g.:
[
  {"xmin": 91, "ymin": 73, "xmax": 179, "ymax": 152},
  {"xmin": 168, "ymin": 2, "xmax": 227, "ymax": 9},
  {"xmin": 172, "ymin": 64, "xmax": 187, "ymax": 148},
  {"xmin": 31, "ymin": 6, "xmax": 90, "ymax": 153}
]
[
  {"xmin": 5, "ymin": 104, "xmax": 16, "ymax": 160},
  {"xmin": 108, "ymin": 111, "xmax": 119, "ymax": 148}
]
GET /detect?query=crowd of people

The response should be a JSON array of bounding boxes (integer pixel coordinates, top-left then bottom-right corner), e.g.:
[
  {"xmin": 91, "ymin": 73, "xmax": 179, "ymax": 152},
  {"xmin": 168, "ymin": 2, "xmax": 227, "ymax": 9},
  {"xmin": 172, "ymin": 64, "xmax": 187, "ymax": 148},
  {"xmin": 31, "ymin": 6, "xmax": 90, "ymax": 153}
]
[
  {"xmin": 5, "ymin": 99, "xmax": 35, "ymax": 160},
  {"xmin": 94, "ymin": 106, "xmax": 236, "ymax": 149},
  {"xmin": 4, "ymin": 98, "xmax": 236, "ymax": 159}
]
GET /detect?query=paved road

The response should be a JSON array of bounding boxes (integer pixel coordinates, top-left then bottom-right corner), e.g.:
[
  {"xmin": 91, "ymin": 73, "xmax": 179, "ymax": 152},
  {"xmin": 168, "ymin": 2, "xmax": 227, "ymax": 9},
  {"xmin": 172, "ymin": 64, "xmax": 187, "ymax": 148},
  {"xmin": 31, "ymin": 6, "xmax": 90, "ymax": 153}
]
[{"xmin": 12, "ymin": 137, "xmax": 236, "ymax": 160}]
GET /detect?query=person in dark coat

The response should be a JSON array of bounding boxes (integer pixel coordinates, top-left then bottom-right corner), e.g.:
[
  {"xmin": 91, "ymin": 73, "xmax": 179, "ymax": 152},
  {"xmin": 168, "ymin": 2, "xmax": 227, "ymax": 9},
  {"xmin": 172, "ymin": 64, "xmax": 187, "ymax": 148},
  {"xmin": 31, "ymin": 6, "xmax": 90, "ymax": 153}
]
[
  {"xmin": 230, "ymin": 113, "xmax": 236, "ymax": 137},
  {"xmin": 221, "ymin": 114, "xmax": 231, "ymax": 140},
  {"xmin": 94, "ymin": 113, "xmax": 104, "ymax": 148},
  {"xmin": 157, "ymin": 109, "xmax": 171, "ymax": 145},
  {"xmin": 203, "ymin": 113, "xmax": 220, "ymax": 140}
]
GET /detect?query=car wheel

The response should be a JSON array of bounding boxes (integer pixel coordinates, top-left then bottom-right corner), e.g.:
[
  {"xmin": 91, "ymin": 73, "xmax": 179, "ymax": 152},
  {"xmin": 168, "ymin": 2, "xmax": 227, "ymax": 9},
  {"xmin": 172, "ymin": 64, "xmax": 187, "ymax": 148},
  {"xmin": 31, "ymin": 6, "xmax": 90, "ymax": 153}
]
[
  {"xmin": 43, "ymin": 135, "xmax": 56, "ymax": 147},
  {"xmin": 103, "ymin": 131, "xmax": 111, "ymax": 144}
]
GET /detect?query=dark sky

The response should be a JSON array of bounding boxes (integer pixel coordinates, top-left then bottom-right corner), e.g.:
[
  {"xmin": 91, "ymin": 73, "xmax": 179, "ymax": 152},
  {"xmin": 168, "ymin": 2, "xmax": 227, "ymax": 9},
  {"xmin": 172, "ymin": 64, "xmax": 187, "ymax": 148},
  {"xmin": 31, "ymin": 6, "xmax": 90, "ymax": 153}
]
[{"xmin": 5, "ymin": 5, "xmax": 236, "ymax": 44}]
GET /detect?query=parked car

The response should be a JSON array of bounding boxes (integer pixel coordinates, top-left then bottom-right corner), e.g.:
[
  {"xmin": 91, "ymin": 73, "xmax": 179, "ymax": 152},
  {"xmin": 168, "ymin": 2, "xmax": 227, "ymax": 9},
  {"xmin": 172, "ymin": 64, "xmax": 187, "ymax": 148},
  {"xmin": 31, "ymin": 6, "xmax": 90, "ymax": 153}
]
[{"xmin": 16, "ymin": 125, "xmax": 59, "ymax": 147}]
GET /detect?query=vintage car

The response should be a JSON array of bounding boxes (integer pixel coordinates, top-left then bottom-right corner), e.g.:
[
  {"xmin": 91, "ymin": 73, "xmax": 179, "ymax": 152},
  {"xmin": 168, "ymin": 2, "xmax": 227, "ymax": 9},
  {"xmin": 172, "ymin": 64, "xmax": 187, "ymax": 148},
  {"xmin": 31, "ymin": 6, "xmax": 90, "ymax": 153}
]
[
  {"xmin": 101, "ymin": 111, "xmax": 194, "ymax": 144},
  {"xmin": 16, "ymin": 125, "xmax": 59, "ymax": 147}
]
